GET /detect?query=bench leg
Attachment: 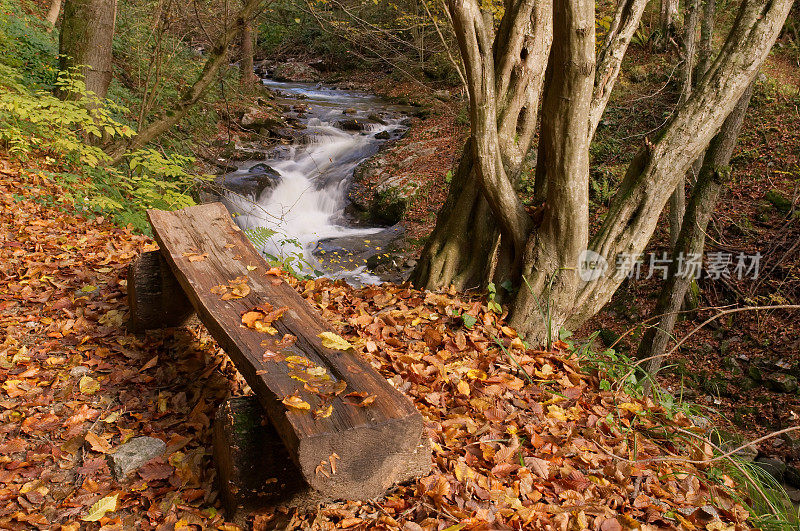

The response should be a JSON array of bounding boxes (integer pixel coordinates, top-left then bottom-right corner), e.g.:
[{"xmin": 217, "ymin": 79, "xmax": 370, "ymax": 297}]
[
  {"xmin": 127, "ymin": 250, "xmax": 195, "ymax": 331},
  {"xmin": 213, "ymin": 396, "xmax": 324, "ymax": 526}
]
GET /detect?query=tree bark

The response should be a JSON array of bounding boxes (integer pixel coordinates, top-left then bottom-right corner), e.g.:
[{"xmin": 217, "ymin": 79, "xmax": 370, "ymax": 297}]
[
  {"xmin": 669, "ymin": 0, "xmax": 699, "ymax": 249},
  {"xmin": 696, "ymin": 0, "xmax": 716, "ymax": 79},
  {"xmin": 105, "ymin": 0, "xmax": 265, "ymax": 164},
  {"xmin": 636, "ymin": 81, "xmax": 754, "ymax": 382},
  {"xmin": 239, "ymin": 18, "xmax": 255, "ymax": 86},
  {"xmin": 59, "ymin": 0, "xmax": 117, "ymax": 100},
  {"xmin": 46, "ymin": 0, "xmax": 63, "ymax": 31},
  {"xmin": 658, "ymin": 0, "xmax": 679, "ymax": 47},
  {"xmin": 508, "ymin": 0, "xmax": 595, "ymax": 339},
  {"xmin": 412, "ymin": 0, "xmax": 791, "ymax": 345}
]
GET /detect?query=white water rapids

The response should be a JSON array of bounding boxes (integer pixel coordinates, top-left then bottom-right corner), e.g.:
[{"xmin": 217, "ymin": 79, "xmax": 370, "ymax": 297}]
[{"xmin": 220, "ymin": 80, "xmax": 407, "ymax": 284}]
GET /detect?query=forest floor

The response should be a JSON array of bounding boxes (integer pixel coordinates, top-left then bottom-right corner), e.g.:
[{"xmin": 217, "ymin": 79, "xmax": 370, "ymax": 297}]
[
  {"xmin": 0, "ymin": 156, "xmax": 772, "ymax": 529},
  {"xmin": 335, "ymin": 47, "xmax": 800, "ymax": 492}
]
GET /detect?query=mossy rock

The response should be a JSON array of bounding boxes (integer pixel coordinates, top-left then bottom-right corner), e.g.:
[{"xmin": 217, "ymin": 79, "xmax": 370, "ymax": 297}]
[
  {"xmin": 764, "ymin": 189, "xmax": 792, "ymax": 213},
  {"xmin": 598, "ymin": 328, "xmax": 621, "ymax": 347},
  {"xmin": 369, "ymin": 186, "xmax": 409, "ymax": 225}
]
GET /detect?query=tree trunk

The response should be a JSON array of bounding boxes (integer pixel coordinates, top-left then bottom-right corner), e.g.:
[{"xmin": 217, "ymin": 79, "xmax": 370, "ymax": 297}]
[
  {"xmin": 636, "ymin": 81, "xmax": 754, "ymax": 382},
  {"xmin": 669, "ymin": 0, "xmax": 699, "ymax": 249},
  {"xmin": 105, "ymin": 0, "xmax": 265, "ymax": 164},
  {"xmin": 412, "ymin": 0, "xmax": 791, "ymax": 345},
  {"xmin": 658, "ymin": 0, "xmax": 679, "ymax": 47},
  {"xmin": 46, "ymin": 0, "xmax": 63, "ymax": 31},
  {"xmin": 696, "ymin": 0, "xmax": 716, "ymax": 79},
  {"xmin": 59, "ymin": 0, "xmax": 117, "ymax": 100},
  {"xmin": 240, "ymin": 19, "xmax": 255, "ymax": 86}
]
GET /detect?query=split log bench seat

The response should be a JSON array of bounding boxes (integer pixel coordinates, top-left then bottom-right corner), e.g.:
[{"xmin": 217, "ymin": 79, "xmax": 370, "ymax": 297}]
[{"xmin": 127, "ymin": 202, "xmax": 430, "ymax": 517}]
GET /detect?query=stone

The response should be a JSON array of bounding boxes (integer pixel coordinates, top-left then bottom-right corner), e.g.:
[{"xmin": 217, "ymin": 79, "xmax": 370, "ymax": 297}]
[
  {"xmin": 709, "ymin": 430, "xmax": 758, "ymax": 462},
  {"xmin": 108, "ymin": 436, "xmax": 166, "ymax": 479},
  {"xmin": 336, "ymin": 119, "xmax": 366, "ymax": 132},
  {"xmin": 765, "ymin": 189, "xmax": 792, "ymax": 213},
  {"xmin": 343, "ymin": 107, "xmax": 358, "ymax": 115},
  {"xmin": 271, "ymin": 61, "xmax": 320, "ymax": 82},
  {"xmin": 433, "ymin": 89, "xmax": 451, "ymax": 101},
  {"xmin": 786, "ymin": 464, "xmax": 800, "ymax": 488},
  {"xmin": 753, "ymin": 456, "xmax": 787, "ymax": 482},
  {"xmin": 765, "ymin": 373, "xmax": 798, "ymax": 393},
  {"xmin": 367, "ymin": 113, "xmax": 387, "ymax": 125},
  {"xmin": 374, "ymin": 131, "xmax": 390, "ymax": 140},
  {"xmin": 216, "ymin": 169, "xmax": 281, "ymax": 199},
  {"xmin": 69, "ymin": 366, "xmax": 90, "ymax": 378}
]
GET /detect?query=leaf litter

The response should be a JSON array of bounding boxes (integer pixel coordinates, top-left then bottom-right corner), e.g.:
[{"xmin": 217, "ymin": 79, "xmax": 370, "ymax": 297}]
[{"xmin": 0, "ymin": 167, "xmax": 752, "ymax": 529}]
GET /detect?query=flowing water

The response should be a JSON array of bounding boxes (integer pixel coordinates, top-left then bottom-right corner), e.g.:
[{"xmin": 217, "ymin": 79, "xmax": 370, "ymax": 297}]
[{"xmin": 219, "ymin": 80, "xmax": 408, "ymax": 285}]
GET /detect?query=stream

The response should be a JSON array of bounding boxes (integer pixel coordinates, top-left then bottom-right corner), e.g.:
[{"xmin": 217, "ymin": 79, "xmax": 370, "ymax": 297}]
[{"xmin": 217, "ymin": 80, "xmax": 409, "ymax": 285}]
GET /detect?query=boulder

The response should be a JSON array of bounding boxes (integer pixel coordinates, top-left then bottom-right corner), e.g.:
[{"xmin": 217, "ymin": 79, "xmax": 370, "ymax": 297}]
[
  {"xmin": 217, "ymin": 168, "xmax": 281, "ymax": 198},
  {"xmin": 753, "ymin": 456, "xmax": 787, "ymax": 482},
  {"xmin": 241, "ymin": 107, "xmax": 285, "ymax": 131},
  {"xmin": 765, "ymin": 373, "xmax": 798, "ymax": 393},
  {"xmin": 709, "ymin": 429, "xmax": 758, "ymax": 462},
  {"xmin": 108, "ymin": 436, "xmax": 166, "ymax": 479},
  {"xmin": 336, "ymin": 119, "xmax": 366, "ymax": 132},
  {"xmin": 764, "ymin": 189, "xmax": 792, "ymax": 213},
  {"xmin": 272, "ymin": 61, "xmax": 320, "ymax": 82},
  {"xmin": 374, "ymin": 131, "xmax": 390, "ymax": 140}
]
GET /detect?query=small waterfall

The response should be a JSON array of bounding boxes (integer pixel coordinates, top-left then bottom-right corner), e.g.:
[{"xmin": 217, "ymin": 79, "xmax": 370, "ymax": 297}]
[{"xmin": 222, "ymin": 81, "xmax": 407, "ymax": 284}]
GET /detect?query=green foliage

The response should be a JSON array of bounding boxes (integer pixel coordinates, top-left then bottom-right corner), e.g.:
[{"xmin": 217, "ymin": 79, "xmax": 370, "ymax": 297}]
[
  {"xmin": 486, "ymin": 282, "xmax": 502, "ymax": 314},
  {"xmin": 0, "ymin": 0, "xmax": 59, "ymax": 88},
  {"xmin": 245, "ymin": 227, "xmax": 317, "ymax": 279},
  {"xmin": 0, "ymin": 67, "xmax": 134, "ymax": 165}
]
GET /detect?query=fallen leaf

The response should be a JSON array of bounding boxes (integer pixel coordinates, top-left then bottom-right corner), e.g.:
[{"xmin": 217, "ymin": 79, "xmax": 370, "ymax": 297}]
[
  {"xmin": 319, "ymin": 331, "xmax": 353, "ymax": 350},
  {"xmin": 79, "ymin": 375, "xmax": 100, "ymax": 395},
  {"xmin": 282, "ymin": 395, "xmax": 311, "ymax": 411},
  {"xmin": 81, "ymin": 493, "xmax": 118, "ymax": 521}
]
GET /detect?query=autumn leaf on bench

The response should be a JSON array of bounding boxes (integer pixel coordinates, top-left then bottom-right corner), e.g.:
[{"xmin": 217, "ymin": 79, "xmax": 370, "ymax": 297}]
[
  {"xmin": 344, "ymin": 391, "xmax": 377, "ymax": 407},
  {"xmin": 211, "ymin": 276, "xmax": 251, "ymax": 300},
  {"xmin": 282, "ymin": 394, "xmax": 311, "ymax": 411},
  {"xmin": 241, "ymin": 303, "xmax": 288, "ymax": 334}
]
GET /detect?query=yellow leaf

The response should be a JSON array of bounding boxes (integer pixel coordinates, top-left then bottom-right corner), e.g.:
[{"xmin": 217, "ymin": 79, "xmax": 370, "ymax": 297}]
[
  {"xmin": 79, "ymin": 375, "xmax": 100, "ymax": 395},
  {"xmin": 85, "ymin": 432, "xmax": 112, "ymax": 454},
  {"xmin": 286, "ymin": 355, "xmax": 312, "ymax": 367},
  {"xmin": 466, "ymin": 368, "xmax": 487, "ymax": 380},
  {"xmin": 546, "ymin": 405, "xmax": 568, "ymax": 422},
  {"xmin": 282, "ymin": 395, "xmax": 311, "ymax": 411},
  {"xmin": 313, "ymin": 404, "xmax": 333, "ymax": 419},
  {"xmin": 246, "ymin": 265, "xmax": 257, "ymax": 271},
  {"xmin": 618, "ymin": 402, "xmax": 643, "ymax": 413},
  {"xmin": 319, "ymin": 331, "xmax": 353, "ymax": 350},
  {"xmin": 442, "ymin": 524, "xmax": 466, "ymax": 531},
  {"xmin": 81, "ymin": 493, "xmax": 118, "ymax": 521},
  {"xmin": 457, "ymin": 380, "xmax": 470, "ymax": 396}
]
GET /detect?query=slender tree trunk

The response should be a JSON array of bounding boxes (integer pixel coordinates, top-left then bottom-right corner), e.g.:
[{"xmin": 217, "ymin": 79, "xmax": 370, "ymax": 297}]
[
  {"xmin": 637, "ymin": 81, "xmax": 754, "ymax": 382},
  {"xmin": 239, "ymin": 19, "xmax": 255, "ymax": 86},
  {"xmin": 658, "ymin": 0, "xmax": 679, "ymax": 47},
  {"xmin": 669, "ymin": 0, "xmax": 699, "ymax": 249},
  {"xmin": 106, "ymin": 0, "xmax": 265, "ymax": 163},
  {"xmin": 696, "ymin": 0, "xmax": 716, "ymax": 79},
  {"xmin": 59, "ymin": 0, "xmax": 117, "ymax": 100},
  {"xmin": 46, "ymin": 0, "xmax": 63, "ymax": 31}
]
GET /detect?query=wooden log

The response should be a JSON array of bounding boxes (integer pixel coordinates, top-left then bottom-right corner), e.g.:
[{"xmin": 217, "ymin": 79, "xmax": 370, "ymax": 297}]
[
  {"xmin": 213, "ymin": 396, "xmax": 322, "ymax": 524},
  {"xmin": 127, "ymin": 250, "xmax": 195, "ymax": 331},
  {"xmin": 147, "ymin": 203, "xmax": 430, "ymax": 500}
]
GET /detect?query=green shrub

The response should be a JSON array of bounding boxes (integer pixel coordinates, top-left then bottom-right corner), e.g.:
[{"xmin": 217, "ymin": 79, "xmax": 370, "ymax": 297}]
[{"xmin": 0, "ymin": 0, "xmax": 59, "ymax": 88}]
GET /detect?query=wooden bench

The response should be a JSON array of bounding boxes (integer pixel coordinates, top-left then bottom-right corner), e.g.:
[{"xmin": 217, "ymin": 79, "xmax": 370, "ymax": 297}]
[{"xmin": 128, "ymin": 202, "xmax": 430, "ymax": 511}]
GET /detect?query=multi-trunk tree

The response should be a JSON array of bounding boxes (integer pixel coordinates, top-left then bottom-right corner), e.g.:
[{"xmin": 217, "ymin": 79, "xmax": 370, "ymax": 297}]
[{"xmin": 410, "ymin": 0, "xmax": 793, "ymax": 343}]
